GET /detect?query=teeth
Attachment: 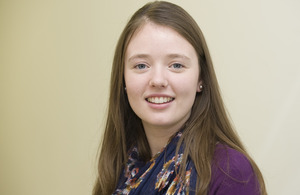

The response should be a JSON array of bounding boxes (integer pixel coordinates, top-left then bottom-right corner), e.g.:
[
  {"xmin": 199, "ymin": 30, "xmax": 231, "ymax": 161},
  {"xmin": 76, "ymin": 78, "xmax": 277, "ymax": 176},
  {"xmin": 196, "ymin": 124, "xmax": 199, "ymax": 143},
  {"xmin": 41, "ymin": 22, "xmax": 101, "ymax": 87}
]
[{"xmin": 147, "ymin": 97, "xmax": 173, "ymax": 104}]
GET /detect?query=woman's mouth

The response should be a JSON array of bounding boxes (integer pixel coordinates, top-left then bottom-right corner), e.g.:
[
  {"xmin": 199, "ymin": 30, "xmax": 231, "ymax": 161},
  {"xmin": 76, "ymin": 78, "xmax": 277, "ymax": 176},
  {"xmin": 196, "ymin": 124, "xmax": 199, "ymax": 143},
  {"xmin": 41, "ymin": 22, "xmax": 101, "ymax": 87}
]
[{"xmin": 146, "ymin": 97, "xmax": 174, "ymax": 104}]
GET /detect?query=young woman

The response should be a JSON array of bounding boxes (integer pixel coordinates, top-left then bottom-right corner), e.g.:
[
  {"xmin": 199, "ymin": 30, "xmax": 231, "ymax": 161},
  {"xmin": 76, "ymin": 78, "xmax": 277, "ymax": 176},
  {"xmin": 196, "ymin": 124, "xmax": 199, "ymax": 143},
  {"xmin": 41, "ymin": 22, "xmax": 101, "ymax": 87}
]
[{"xmin": 93, "ymin": 1, "xmax": 267, "ymax": 194}]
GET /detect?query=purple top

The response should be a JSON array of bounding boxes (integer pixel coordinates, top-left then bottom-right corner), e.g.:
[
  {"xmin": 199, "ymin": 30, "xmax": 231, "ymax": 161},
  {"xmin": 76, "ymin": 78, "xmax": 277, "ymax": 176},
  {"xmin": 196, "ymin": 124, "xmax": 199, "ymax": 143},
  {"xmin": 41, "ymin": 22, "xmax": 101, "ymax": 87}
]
[
  {"xmin": 114, "ymin": 132, "xmax": 260, "ymax": 194},
  {"xmin": 209, "ymin": 144, "xmax": 260, "ymax": 195}
]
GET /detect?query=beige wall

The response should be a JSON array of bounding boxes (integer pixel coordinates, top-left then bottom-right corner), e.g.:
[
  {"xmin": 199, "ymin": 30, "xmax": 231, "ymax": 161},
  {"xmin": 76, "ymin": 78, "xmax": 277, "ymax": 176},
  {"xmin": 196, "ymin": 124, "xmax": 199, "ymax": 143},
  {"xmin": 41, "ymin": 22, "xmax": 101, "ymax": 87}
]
[{"xmin": 1, "ymin": 0, "xmax": 299, "ymax": 194}]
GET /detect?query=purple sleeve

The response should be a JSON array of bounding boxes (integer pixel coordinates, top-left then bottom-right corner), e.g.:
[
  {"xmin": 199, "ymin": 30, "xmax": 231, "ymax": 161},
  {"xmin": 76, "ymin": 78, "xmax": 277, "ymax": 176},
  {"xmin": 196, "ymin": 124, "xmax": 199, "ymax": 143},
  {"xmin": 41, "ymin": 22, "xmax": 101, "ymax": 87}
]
[{"xmin": 208, "ymin": 145, "xmax": 261, "ymax": 195}]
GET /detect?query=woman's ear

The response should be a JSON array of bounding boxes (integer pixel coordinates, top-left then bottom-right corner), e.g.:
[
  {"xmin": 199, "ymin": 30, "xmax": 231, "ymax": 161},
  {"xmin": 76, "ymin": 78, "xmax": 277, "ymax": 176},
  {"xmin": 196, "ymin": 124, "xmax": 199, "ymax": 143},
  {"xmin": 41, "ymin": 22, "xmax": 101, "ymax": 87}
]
[{"xmin": 197, "ymin": 80, "xmax": 203, "ymax": 92}]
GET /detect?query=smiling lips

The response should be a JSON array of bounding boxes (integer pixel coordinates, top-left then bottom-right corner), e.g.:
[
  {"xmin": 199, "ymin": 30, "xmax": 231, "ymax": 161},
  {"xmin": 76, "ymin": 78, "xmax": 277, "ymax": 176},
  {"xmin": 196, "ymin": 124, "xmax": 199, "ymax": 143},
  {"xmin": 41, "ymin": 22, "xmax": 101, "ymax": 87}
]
[{"xmin": 146, "ymin": 97, "xmax": 174, "ymax": 104}]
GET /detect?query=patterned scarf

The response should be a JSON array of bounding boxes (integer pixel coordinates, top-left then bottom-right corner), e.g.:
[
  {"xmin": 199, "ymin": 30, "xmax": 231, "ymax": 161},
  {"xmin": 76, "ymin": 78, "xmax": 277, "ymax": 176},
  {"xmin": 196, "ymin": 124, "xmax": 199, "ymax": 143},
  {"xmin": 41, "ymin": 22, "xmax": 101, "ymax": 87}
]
[{"xmin": 113, "ymin": 131, "xmax": 197, "ymax": 195}]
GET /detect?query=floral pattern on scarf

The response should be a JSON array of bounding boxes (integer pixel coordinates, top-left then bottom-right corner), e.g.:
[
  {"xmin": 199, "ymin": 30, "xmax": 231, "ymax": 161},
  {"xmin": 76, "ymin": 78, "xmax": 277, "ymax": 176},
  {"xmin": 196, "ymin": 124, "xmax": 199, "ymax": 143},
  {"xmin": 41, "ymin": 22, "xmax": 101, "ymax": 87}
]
[{"xmin": 114, "ymin": 132, "xmax": 196, "ymax": 195}]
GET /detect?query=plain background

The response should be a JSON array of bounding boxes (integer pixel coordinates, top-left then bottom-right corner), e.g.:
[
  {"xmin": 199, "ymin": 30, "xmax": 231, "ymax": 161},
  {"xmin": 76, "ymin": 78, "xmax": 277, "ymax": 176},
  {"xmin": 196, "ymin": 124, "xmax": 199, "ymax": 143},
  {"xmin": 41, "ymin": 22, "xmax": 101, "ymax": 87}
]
[{"xmin": 1, "ymin": 0, "xmax": 299, "ymax": 194}]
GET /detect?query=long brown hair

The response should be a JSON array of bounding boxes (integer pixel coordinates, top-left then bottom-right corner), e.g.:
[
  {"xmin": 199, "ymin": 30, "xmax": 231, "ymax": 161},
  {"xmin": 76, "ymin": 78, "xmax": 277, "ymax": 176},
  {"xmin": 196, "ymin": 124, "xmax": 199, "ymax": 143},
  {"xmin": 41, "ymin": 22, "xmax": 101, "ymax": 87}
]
[{"xmin": 93, "ymin": 1, "xmax": 266, "ymax": 194}]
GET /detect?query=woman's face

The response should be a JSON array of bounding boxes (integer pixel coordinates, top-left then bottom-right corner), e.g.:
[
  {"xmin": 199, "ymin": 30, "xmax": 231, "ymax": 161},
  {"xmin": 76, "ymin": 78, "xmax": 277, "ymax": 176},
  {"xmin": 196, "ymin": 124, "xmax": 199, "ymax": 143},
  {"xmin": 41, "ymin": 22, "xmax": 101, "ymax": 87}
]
[{"xmin": 124, "ymin": 22, "xmax": 202, "ymax": 132}]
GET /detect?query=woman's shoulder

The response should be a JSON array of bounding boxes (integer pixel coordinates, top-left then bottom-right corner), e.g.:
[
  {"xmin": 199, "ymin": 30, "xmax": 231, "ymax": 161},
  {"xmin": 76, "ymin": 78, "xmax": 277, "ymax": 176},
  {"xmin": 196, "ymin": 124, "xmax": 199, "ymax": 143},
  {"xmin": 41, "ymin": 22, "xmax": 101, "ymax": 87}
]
[
  {"xmin": 209, "ymin": 144, "xmax": 260, "ymax": 195},
  {"xmin": 213, "ymin": 144, "xmax": 254, "ymax": 177}
]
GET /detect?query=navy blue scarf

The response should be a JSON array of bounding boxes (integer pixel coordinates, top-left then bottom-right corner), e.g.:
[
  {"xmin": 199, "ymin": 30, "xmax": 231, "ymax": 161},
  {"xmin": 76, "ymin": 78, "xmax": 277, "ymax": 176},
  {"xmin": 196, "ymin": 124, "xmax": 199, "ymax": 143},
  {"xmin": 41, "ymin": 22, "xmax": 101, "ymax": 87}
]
[{"xmin": 113, "ymin": 131, "xmax": 197, "ymax": 195}]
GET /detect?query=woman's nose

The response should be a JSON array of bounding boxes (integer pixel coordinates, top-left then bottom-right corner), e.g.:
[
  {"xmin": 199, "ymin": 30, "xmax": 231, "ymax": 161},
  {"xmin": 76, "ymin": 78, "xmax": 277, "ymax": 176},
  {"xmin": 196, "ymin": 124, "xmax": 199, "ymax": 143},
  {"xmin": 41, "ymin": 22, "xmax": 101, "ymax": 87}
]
[{"xmin": 149, "ymin": 68, "xmax": 168, "ymax": 88}]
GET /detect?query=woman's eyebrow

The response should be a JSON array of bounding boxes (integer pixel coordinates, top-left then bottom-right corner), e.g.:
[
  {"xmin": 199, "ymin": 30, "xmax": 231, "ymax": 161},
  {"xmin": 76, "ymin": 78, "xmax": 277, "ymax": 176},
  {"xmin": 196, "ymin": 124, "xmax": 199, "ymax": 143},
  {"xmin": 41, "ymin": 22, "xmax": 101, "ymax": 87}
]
[
  {"xmin": 127, "ymin": 54, "xmax": 150, "ymax": 62},
  {"xmin": 166, "ymin": 54, "xmax": 191, "ymax": 60}
]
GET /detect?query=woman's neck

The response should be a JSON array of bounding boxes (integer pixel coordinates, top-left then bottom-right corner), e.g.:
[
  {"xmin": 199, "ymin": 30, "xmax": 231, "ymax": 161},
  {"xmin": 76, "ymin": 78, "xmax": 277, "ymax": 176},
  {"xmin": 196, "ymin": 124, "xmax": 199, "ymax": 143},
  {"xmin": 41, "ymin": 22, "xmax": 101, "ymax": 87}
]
[{"xmin": 143, "ymin": 124, "xmax": 182, "ymax": 157}]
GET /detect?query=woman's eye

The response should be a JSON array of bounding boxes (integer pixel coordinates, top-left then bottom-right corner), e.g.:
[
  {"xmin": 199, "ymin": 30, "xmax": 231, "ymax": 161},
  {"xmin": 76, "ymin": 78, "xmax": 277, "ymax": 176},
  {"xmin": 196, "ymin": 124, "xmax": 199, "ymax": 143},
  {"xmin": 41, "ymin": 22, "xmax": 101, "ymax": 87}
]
[
  {"xmin": 135, "ymin": 64, "xmax": 147, "ymax": 69},
  {"xmin": 171, "ymin": 63, "xmax": 183, "ymax": 69}
]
